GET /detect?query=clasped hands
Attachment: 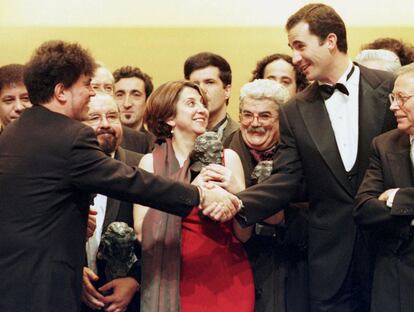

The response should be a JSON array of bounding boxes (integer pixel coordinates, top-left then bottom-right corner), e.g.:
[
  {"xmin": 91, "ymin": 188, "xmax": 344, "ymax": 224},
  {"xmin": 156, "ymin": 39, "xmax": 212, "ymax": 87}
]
[{"xmin": 192, "ymin": 164, "xmax": 242, "ymax": 222}]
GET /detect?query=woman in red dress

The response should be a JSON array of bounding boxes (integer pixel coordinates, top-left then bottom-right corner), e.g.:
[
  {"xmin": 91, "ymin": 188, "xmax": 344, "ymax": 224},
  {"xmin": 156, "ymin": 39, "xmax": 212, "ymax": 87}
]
[{"xmin": 134, "ymin": 80, "xmax": 254, "ymax": 312}]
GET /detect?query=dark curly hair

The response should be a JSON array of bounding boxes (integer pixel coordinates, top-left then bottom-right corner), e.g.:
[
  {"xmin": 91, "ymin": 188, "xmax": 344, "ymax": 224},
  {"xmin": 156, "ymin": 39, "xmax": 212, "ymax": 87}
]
[
  {"xmin": 251, "ymin": 53, "xmax": 309, "ymax": 92},
  {"xmin": 286, "ymin": 3, "xmax": 348, "ymax": 54},
  {"xmin": 0, "ymin": 64, "xmax": 25, "ymax": 93},
  {"xmin": 361, "ymin": 37, "xmax": 414, "ymax": 66},
  {"xmin": 144, "ymin": 80, "xmax": 207, "ymax": 143},
  {"xmin": 113, "ymin": 66, "xmax": 153, "ymax": 98},
  {"xmin": 24, "ymin": 40, "xmax": 97, "ymax": 105}
]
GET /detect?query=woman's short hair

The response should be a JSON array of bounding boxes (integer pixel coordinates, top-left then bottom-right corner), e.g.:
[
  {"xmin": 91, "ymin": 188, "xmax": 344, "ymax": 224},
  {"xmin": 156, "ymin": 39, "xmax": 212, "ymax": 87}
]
[{"xmin": 144, "ymin": 80, "xmax": 207, "ymax": 142}]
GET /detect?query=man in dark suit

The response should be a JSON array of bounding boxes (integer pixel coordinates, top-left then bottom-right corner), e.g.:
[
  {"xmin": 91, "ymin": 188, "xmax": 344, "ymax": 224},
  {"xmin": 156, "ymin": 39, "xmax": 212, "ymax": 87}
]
[
  {"xmin": 236, "ymin": 4, "xmax": 396, "ymax": 311},
  {"xmin": 354, "ymin": 63, "xmax": 414, "ymax": 312},
  {"xmin": 0, "ymin": 40, "xmax": 238, "ymax": 312},
  {"xmin": 184, "ymin": 52, "xmax": 239, "ymax": 145},
  {"xmin": 81, "ymin": 93, "xmax": 143, "ymax": 312}
]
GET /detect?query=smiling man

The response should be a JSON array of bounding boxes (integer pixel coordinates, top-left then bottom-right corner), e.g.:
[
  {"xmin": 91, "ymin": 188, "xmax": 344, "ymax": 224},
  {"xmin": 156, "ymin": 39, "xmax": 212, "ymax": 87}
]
[
  {"xmin": 236, "ymin": 4, "xmax": 396, "ymax": 311},
  {"xmin": 81, "ymin": 93, "xmax": 142, "ymax": 312},
  {"xmin": 0, "ymin": 40, "xmax": 238, "ymax": 312},
  {"xmin": 0, "ymin": 64, "xmax": 32, "ymax": 133},
  {"xmin": 355, "ymin": 63, "xmax": 414, "ymax": 312}
]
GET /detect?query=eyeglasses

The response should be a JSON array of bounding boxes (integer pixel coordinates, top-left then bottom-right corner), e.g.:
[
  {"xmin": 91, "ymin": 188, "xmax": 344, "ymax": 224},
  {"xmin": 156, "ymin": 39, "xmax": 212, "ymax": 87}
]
[
  {"xmin": 86, "ymin": 112, "xmax": 120, "ymax": 125},
  {"xmin": 389, "ymin": 92, "xmax": 414, "ymax": 107},
  {"xmin": 240, "ymin": 111, "xmax": 277, "ymax": 124}
]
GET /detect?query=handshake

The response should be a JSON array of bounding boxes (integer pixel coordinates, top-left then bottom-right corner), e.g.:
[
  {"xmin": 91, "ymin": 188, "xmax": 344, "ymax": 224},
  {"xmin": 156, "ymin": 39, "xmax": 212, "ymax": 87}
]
[{"xmin": 193, "ymin": 182, "xmax": 242, "ymax": 222}]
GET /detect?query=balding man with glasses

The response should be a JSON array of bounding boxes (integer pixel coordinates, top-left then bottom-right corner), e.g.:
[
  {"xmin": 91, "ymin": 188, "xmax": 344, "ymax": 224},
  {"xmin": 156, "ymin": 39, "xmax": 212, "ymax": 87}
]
[{"xmin": 355, "ymin": 63, "xmax": 414, "ymax": 312}]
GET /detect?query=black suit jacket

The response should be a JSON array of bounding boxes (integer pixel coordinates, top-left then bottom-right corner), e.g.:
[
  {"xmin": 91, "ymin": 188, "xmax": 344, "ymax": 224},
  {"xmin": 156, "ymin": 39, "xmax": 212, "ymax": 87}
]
[
  {"xmin": 121, "ymin": 126, "xmax": 153, "ymax": 154},
  {"xmin": 237, "ymin": 65, "xmax": 396, "ymax": 300},
  {"xmin": 0, "ymin": 106, "xmax": 198, "ymax": 312},
  {"xmin": 354, "ymin": 129, "xmax": 414, "ymax": 312}
]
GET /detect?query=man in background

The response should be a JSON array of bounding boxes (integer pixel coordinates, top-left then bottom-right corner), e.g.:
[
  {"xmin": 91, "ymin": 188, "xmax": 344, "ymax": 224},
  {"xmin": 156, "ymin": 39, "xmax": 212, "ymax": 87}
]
[
  {"xmin": 92, "ymin": 64, "xmax": 152, "ymax": 153},
  {"xmin": 81, "ymin": 93, "xmax": 142, "ymax": 312},
  {"xmin": 0, "ymin": 64, "xmax": 32, "ymax": 133},
  {"xmin": 184, "ymin": 52, "xmax": 239, "ymax": 145}
]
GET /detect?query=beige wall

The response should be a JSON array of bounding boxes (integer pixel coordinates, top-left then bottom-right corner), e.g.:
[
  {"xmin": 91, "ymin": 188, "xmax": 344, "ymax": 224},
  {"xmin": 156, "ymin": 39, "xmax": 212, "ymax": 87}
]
[{"xmin": 2, "ymin": 26, "xmax": 412, "ymax": 118}]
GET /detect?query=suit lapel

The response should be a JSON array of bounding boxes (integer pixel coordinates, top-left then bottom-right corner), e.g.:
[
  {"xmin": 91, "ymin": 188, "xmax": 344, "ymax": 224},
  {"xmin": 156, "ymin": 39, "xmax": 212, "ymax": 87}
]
[
  {"xmin": 299, "ymin": 83, "xmax": 353, "ymax": 195},
  {"xmin": 357, "ymin": 65, "xmax": 392, "ymax": 186},
  {"xmin": 387, "ymin": 133, "xmax": 414, "ymax": 187},
  {"xmin": 102, "ymin": 148, "xmax": 125, "ymax": 230}
]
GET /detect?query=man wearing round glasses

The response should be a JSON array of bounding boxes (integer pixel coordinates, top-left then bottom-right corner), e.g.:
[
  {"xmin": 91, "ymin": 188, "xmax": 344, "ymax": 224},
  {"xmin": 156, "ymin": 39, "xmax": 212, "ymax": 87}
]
[
  {"xmin": 82, "ymin": 92, "xmax": 142, "ymax": 312},
  {"xmin": 355, "ymin": 62, "xmax": 414, "ymax": 312}
]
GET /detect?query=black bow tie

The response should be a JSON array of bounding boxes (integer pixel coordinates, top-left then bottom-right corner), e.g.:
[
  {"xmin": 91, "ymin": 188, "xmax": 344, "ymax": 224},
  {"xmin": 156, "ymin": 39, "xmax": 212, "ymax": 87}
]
[
  {"xmin": 319, "ymin": 65, "xmax": 355, "ymax": 100},
  {"xmin": 319, "ymin": 83, "xmax": 349, "ymax": 100}
]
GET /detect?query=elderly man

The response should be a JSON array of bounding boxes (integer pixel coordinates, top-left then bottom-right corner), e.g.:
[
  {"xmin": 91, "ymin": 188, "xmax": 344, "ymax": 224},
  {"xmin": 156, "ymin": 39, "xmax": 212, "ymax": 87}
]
[
  {"xmin": 0, "ymin": 40, "xmax": 238, "ymax": 312},
  {"xmin": 81, "ymin": 93, "xmax": 142, "ymax": 312},
  {"xmin": 228, "ymin": 79, "xmax": 308, "ymax": 312},
  {"xmin": 91, "ymin": 64, "xmax": 152, "ymax": 154},
  {"xmin": 184, "ymin": 52, "xmax": 239, "ymax": 145},
  {"xmin": 354, "ymin": 63, "xmax": 414, "ymax": 312},
  {"xmin": 236, "ymin": 4, "xmax": 396, "ymax": 311},
  {"xmin": 0, "ymin": 64, "xmax": 32, "ymax": 133}
]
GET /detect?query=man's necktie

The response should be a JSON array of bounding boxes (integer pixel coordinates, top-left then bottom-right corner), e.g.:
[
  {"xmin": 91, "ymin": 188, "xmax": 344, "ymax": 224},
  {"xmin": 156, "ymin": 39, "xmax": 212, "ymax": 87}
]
[
  {"xmin": 319, "ymin": 65, "xmax": 355, "ymax": 100},
  {"xmin": 410, "ymin": 137, "xmax": 414, "ymax": 168}
]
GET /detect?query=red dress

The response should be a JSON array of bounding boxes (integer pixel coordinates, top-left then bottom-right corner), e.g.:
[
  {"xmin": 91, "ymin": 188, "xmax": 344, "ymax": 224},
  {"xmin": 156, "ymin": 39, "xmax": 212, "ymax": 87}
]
[
  {"xmin": 180, "ymin": 203, "xmax": 254, "ymax": 312},
  {"xmin": 141, "ymin": 140, "xmax": 254, "ymax": 312}
]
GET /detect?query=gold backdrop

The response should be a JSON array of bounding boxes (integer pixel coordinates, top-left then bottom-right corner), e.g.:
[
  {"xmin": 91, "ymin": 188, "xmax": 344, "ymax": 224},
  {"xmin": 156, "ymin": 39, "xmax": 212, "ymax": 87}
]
[{"xmin": 1, "ymin": 26, "xmax": 412, "ymax": 118}]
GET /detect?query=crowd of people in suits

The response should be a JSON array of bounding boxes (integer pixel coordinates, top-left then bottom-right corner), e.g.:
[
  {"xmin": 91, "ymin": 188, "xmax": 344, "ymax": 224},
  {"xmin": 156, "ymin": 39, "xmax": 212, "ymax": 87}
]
[{"xmin": 1, "ymin": 3, "xmax": 414, "ymax": 312}]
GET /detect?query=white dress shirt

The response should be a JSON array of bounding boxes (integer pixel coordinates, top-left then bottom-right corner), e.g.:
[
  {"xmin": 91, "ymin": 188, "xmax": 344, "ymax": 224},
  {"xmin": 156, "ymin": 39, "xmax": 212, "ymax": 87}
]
[
  {"xmin": 324, "ymin": 61, "xmax": 360, "ymax": 172},
  {"xmin": 85, "ymin": 152, "xmax": 114, "ymax": 273}
]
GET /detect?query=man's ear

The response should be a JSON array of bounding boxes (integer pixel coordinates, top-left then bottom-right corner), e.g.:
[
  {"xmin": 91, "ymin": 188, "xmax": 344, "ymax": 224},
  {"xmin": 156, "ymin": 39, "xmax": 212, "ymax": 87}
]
[
  {"xmin": 325, "ymin": 33, "xmax": 338, "ymax": 51},
  {"xmin": 224, "ymin": 84, "xmax": 231, "ymax": 101},
  {"xmin": 54, "ymin": 83, "xmax": 67, "ymax": 103}
]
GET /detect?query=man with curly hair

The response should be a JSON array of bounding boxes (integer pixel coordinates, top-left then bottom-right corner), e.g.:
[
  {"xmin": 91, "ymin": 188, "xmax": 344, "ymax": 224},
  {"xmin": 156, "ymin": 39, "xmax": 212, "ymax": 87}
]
[
  {"xmin": 0, "ymin": 40, "xmax": 238, "ymax": 312},
  {"xmin": 0, "ymin": 64, "xmax": 32, "ymax": 133}
]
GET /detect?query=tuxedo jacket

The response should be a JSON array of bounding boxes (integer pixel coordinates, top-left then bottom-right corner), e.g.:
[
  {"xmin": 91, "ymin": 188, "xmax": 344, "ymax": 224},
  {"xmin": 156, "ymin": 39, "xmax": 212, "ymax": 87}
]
[
  {"xmin": 0, "ymin": 105, "xmax": 198, "ymax": 312},
  {"xmin": 238, "ymin": 65, "xmax": 396, "ymax": 300},
  {"xmin": 354, "ymin": 129, "xmax": 414, "ymax": 312}
]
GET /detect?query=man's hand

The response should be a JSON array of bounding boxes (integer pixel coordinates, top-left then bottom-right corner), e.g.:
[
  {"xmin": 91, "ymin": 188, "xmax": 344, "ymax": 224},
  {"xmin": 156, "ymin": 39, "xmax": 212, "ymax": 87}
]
[
  {"xmin": 81, "ymin": 267, "xmax": 105, "ymax": 310},
  {"xmin": 198, "ymin": 184, "xmax": 241, "ymax": 222},
  {"xmin": 378, "ymin": 188, "xmax": 399, "ymax": 202},
  {"xmin": 197, "ymin": 164, "xmax": 243, "ymax": 194},
  {"xmin": 99, "ymin": 277, "xmax": 139, "ymax": 312},
  {"xmin": 86, "ymin": 209, "xmax": 97, "ymax": 239}
]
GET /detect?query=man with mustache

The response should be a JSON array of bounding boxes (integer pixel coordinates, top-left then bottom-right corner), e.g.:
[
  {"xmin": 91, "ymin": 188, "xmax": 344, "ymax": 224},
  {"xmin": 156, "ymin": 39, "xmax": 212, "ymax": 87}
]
[
  {"xmin": 113, "ymin": 66, "xmax": 154, "ymax": 148},
  {"xmin": 236, "ymin": 4, "xmax": 396, "ymax": 311},
  {"xmin": 81, "ymin": 92, "xmax": 142, "ymax": 312},
  {"xmin": 91, "ymin": 63, "xmax": 153, "ymax": 154},
  {"xmin": 228, "ymin": 79, "xmax": 309, "ymax": 312}
]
